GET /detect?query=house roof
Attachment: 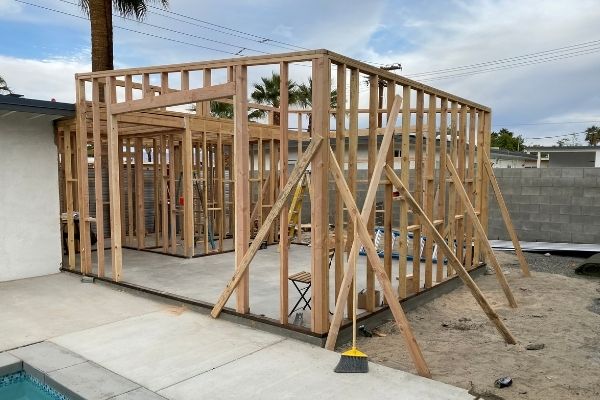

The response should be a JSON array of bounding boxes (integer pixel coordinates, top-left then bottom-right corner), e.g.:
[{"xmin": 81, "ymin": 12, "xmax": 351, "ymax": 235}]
[
  {"xmin": 0, "ymin": 94, "xmax": 75, "ymax": 117},
  {"xmin": 525, "ymin": 146, "xmax": 600, "ymax": 153}
]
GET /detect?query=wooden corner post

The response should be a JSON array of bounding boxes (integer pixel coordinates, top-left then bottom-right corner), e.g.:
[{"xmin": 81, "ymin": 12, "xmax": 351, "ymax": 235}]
[
  {"xmin": 234, "ymin": 65, "xmax": 250, "ymax": 313},
  {"xmin": 310, "ymin": 55, "xmax": 330, "ymax": 334}
]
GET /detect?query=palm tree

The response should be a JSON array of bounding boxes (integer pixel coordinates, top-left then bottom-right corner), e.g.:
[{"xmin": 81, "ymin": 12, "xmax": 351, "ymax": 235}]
[
  {"xmin": 210, "ymin": 101, "xmax": 234, "ymax": 119},
  {"xmin": 295, "ymin": 78, "xmax": 337, "ymax": 134},
  {"xmin": 249, "ymin": 73, "xmax": 299, "ymax": 126},
  {"xmin": 585, "ymin": 125, "xmax": 600, "ymax": 147},
  {"xmin": 0, "ymin": 75, "xmax": 12, "ymax": 95},
  {"xmin": 79, "ymin": 0, "xmax": 168, "ymax": 73}
]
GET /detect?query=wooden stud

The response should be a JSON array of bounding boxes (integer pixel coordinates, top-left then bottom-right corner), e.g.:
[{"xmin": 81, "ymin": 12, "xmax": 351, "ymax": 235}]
[
  {"xmin": 310, "ymin": 56, "xmax": 331, "ymax": 333},
  {"xmin": 413, "ymin": 89, "xmax": 424, "ymax": 292},
  {"xmin": 105, "ymin": 76, "xmax": 123, "ymax": 281},
  {"xmin": 135, "ymin": 138, "xmax": 145, "ymax": 249},
  {"xmin": 64, "ymin": 129, "xmax": 75, "ymax": 269},
  {"xmin": 423, "ymin": 94, "xmax": 436, "ymax": 287},
  {"xmin": 398, "ymin": 85, "xmax": 411, "ymax": 298},
  {"xmin": 279, "ymin": 61, "xmax": 290, "ymax": 323},
  {"xmin": 234, "ymin": 65, "xmax": 250, "ymax": 313},
  {"xmin": 92, "ymin": 79, "xmax": 105, "ymax": 276},
  {"xmin": 334, "ymin": 64, "xmax": 346, "ymax": 303},
  {"xmin": 383, "ymin": 82, "xmax": 395, "ymax": 301},
  {"xmin": 346, "ymin": 67, "xmax": 359, "ymax": 318},
  {"xmin": 75, "ymin": 79, "xmax": 91, "ymax": 274},
  {"xmin": 435, "ymin": 98, "xmax": 448, "ymax": 281},
  {"xmin": 366, "ymin": 74, "xmax": 378, "ymax": 311},
  {"xmin": 183, "ymin": 117, "xmax": 194, "ymax": 257}
]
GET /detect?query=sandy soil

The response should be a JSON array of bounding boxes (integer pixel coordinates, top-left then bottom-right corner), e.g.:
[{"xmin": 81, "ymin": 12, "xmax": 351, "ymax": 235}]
[{"xmin": 344, "ymin": 251, "xmax": 600, "ymax": 400}]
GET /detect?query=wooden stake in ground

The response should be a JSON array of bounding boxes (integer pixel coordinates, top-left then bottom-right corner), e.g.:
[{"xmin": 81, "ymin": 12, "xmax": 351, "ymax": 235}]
[
  {"xmin": 385, "ymin": 165, "xmax": 517, "ymax": 345},
  {"xmin": 329, "ymin": 148, "xmax": 431, "ymax": 378},
  {"xmin": 326, "ymin": 95, "xmax": 402, "ymax": 351},
  {"xmin": 482, "ymin": 151, "xmax": 531, "ymax": 277},
  {"xmin": 211, "ymin": 137, "xmax": 323, "ymax": 318}
]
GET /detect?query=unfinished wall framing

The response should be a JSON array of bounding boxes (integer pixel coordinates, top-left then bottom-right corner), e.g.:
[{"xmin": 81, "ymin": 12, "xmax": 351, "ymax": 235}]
[{"xmin": 57, "ymin": 50, "xmax": 529, "ymax": 375}]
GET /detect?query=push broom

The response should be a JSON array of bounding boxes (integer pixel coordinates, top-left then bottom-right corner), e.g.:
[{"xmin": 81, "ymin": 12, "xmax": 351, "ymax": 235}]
[{"xmin": 334, "ymin": 224, "xmax": 368, "ymax": 373}]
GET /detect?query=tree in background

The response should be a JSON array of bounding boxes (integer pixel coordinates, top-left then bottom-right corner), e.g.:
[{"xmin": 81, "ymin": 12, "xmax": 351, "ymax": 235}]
[
  {"xmin": 0, "ymin": 75, "xmax": 12, "ymax": 95},
  {"xmin": 490, "ymin": 128, "xmax": 525, "ymax": 152},
  {"xmin": 295, "ymin": 78, "xmax": 337, "ymax": 133},
  {"xmin": 584, "ymin": 125, "xmax": 600, "ymax": 146},
  {"xmin": 556, "ymin": 132, "xmax": 581, "ymax": 147},
  {"xmin": 79, "ymin": 0, "xmax": 168, "ymax": 73},
  {"xmin": 249, "ymin": 73, "xmax": 299, "ymax": 125},
  {"xmin": 210, "ymin": 101, "xmax": 234, "ymax": 119}
]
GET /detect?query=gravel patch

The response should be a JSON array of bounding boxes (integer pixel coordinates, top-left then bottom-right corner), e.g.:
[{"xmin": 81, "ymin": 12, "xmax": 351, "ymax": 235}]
[{"xmin": 495, "ymin": 250, "xmax": 589, "ymax": 278}]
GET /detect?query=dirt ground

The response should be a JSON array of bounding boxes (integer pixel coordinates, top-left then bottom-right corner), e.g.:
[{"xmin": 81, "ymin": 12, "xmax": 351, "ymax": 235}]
[{"xmin": 346, "ymin": 251, "xmax": 600, "ymax": 400}]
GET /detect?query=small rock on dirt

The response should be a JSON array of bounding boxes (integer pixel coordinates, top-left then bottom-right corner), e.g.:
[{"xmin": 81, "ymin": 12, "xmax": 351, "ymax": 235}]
[{"xmin": 526, "ymin": 343, "xmax": 545, "ymax": 350}]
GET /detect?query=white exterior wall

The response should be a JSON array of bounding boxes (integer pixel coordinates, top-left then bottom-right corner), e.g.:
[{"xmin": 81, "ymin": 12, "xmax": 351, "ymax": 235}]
[{"xmin": 0, "ymin": 113, "xmax": 62, "ymax": 281}]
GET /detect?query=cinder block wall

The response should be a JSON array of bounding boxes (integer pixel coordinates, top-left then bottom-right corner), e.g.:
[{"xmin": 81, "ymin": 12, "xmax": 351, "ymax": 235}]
[{"xmin": 488, "ymin": 168, "xmax": 600, "ymax": 244}]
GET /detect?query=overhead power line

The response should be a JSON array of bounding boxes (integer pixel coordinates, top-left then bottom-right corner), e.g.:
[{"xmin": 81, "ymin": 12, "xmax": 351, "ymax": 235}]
[
  {"xmin": 407, "ymin": 38, "xmax": 600, "ymax": 78},
  {"xmin": 494, "ymin": 120, "xmax": 600, "ymax": 127},
  {"xmin": 15, "ymin": 0, "xmax": 244, "ymax": 56}
]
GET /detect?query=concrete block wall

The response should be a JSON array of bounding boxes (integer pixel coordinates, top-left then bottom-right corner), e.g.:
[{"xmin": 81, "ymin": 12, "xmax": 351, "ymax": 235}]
[{"xmin": 488, "ymin": 168, "xmax": 600, "ymax": 244}]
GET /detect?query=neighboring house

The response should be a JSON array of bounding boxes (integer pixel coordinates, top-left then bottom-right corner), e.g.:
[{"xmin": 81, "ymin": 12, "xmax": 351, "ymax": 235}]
[
  {"xmin": 488, "ymin": 148, "xmax": 540, "ymax": 168},
  {"xmin": 286, "ymin": 135, "xmax": 540, "ymax": 169},
  {"xmin": 525, "ymin": 146, "xmax": 600, "ymax": 168},
  {"xmin": 0, "ymin": 95, "xmax": 74, "ymax": 281}
]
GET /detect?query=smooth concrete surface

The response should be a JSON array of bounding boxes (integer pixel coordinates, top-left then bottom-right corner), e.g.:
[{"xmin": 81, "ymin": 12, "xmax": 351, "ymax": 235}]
[
  {"xmin": 51, "ymin": 311, "xmax": 287, "ymax": 391},
  {"xmin": 159, "ymin": 339, "xmax": 472, "ymax": 400},
  {"xmin": 51, "ymin": 308, "xmax": 474, "ymax": 400},
  {"xmin": 0, "ymin": 273, "xmax": 164, "ymax": 351},
  {"xmin": 1, "ymin": 271, "xmax": 474, "ymax": 399},
  {"xmin": 0, "ymin": 112, "xmax": 62, "ymax": 282},
  {"xmin": 85, "ymin": 244, "xmax": 444, "ymax": 326}
]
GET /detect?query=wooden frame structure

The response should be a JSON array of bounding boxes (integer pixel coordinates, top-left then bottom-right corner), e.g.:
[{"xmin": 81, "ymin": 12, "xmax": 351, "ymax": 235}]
[{"xmin": 57, "ymin": 49, "xmax": 530, "ymax": 376}]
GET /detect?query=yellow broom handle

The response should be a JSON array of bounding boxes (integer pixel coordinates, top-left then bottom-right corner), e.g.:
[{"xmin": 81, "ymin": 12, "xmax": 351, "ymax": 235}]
[{"xmin": 352, "ymin": 219, "xmax": 357, "ymax": 349}]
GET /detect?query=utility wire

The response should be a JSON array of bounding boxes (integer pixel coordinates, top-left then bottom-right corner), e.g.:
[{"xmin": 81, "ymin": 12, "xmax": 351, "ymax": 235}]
[
  {"xmin": 417, "ymin": 46, "xmax": 600, "ymax": 82},
  {"xmin": 15, "ymin": 0, "xmax": 244, "ymax": 56},
  {"xmin": 494, "ymin": 120, "xmax": 600, "ymax": 127},
  {"xmin": 57, "ymin": 0, "xmax": 269, "ymax": 55},
  {"xmin": 407, "ymin": 38, "xmax": 600, "ymax": 78}
]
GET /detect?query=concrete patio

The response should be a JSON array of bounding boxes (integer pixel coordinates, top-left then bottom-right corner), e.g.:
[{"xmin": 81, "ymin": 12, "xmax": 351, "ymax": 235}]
[{"xmin": 0, "ymin": 273, "xmax": 474, "ymax": 400}]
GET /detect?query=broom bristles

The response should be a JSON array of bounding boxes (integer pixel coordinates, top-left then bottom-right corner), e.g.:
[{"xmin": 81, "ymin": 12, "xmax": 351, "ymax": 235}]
[{"xmin": 334, "ymin": 348, "xmax": 369, "ymax": 373}]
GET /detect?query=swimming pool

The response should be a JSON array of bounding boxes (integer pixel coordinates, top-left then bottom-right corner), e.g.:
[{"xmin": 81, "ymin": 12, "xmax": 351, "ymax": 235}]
[{"xmin": 0, "ymin": 371, "xmax": 67, "ymax": 400}]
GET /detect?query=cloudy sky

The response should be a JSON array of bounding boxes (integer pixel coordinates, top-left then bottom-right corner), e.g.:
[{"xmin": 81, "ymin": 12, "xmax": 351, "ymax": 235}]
[{"xmin": 1, "ymin": 0, "xmax": 599, "ymax": 145}]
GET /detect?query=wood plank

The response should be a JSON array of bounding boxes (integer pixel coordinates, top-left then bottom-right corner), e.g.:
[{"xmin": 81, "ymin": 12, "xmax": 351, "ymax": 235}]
[
  {"xmin": 126, "ymin": 138, "xmax": 134, "ymax": 246},
  {"xmin": 92, "ymin": 78, "xmax": 105, "ymax": 276},
  {"xmin": 183, "ymin": 117, "xmax": 194, "ymax": 257},
  {"xmin": 105, "ymin": 77, "xmax": 123, "ymax": 281},
  {"xmin": 161, "ymin": 135, "xmax": 169, "ymax": 252},
  {"xmin": 334, "ymin": 64, "xmax": 346, "ymax": 304},
  {"xmin": 135, "ymin": 138, "xmax": 145, "ymax": 249},
  {"xmin": 423, "ymin": 93, "xmax": 436, "ymax": 287},
  {"xmin": 385, "ymin": 165, "xmax": 517, "ymax": 345},
  {"xmin": 64, "ymin": 129, "xmax": 75, "ymax": 269},
  {"xmin": 234, "ymin": 65, "xmax": 250, "ymax": 313},
  {"xmin": 383, "ymin": 81, "xmax": 395, "ymax": 301},
  {"xmin": 211, "ymin": 136, "xmax": 323, "ymax": 318},
  {"xmin": 110, "ymin": 82, "xmax": 235, "ymax": 115},
  {"xmin": 279, "ymin": 61, "xmax": 290, "ymax": 324},
  {"xmin": 482, "ymin": 151, "xmax": 531, "ymax": 277},
  {"xmin": 398, "ymin": 85, "xmax": 411, "ymax": 298},
  {"xmin": 366, "ymin": 74, "xmax": 378, "ymax": 311},
  {"xmin": 310, "ymin": 56, "xmax": 330, "ymax": 334},
  {"xmin": 435, "ymin": 98, "xmax": 448, "ymax": 281},
  {"xmin": 346, "ymin": 67, "xmax": 359, "ymax": 318},
  {"xmin": 76, "ymin": 79, "xmax": 91, "ymax": 274},
  {"xmin": 326, "ymin": 95, "xmax": 402, "ymax": 350},
  {"xmin": 329, "ymin": 150, "xmax": 431, "ymax": 378},
  {"xmin": 413, "ymin": 89, "xmax": 424, "ymax": 292},
  {"xmin": 169, "ymin": 136, "xmax": 177, "ymax": 254},
  {"xmin": 446, "ymin": 156, "xmax": 518, "ymax": 308}
]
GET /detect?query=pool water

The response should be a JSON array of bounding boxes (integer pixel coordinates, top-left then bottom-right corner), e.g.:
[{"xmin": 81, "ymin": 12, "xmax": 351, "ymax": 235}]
[{"xmin": 0, "ymin": 371, "xmax": 67, "ymax": 400}]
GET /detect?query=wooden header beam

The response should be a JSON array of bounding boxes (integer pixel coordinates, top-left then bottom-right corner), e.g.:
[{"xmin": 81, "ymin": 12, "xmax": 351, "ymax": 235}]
[{"xmin": 110, "ymin": 82, "xmax": 235, "ymax": 115}]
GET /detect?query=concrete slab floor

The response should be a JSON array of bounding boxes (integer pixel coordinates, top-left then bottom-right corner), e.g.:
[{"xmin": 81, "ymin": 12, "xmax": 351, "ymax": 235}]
[
  {"xmin": 79, "ymin": 243, "xmax": 450, "ymax": 327},
  {"xmin": 50, "ymin": 306, "xmax": 474, "ymax": 400},
  {"xmin": 0, "ymin": 273, "xmax": 164, "ymax": 351},
  {"xmin": 1, "ymin": 273, "xmax": 474, "ymax": 399}
]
